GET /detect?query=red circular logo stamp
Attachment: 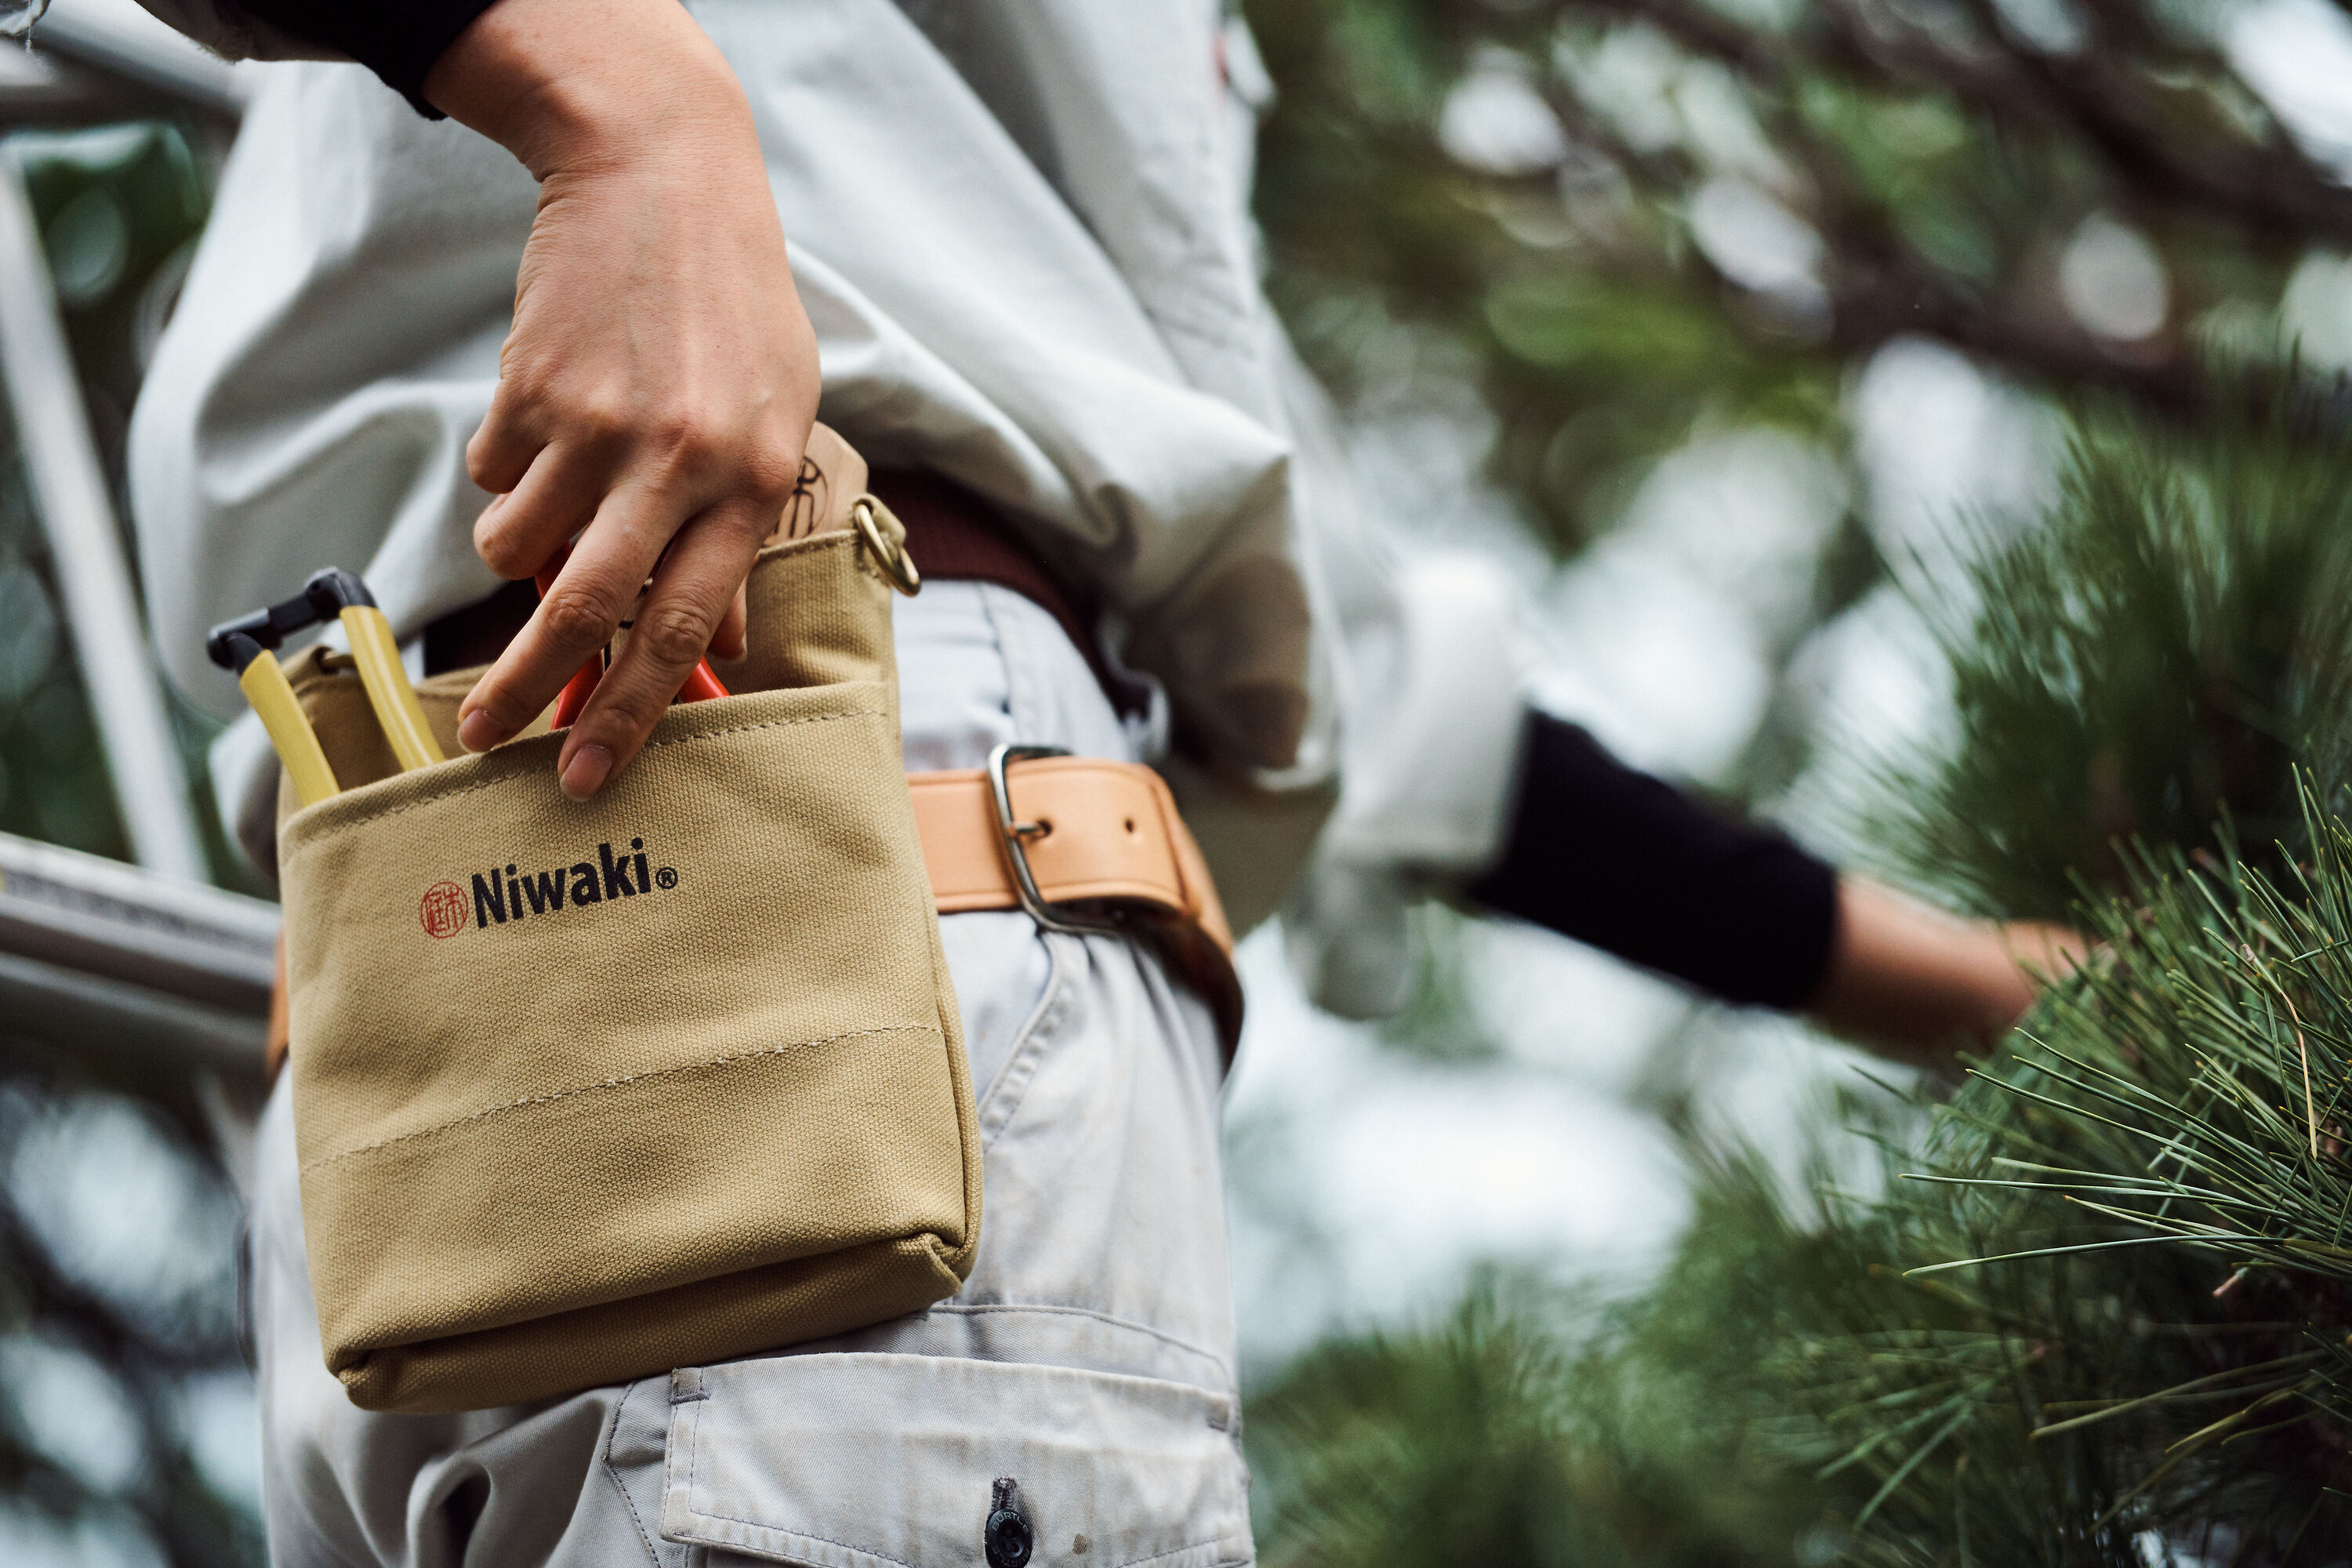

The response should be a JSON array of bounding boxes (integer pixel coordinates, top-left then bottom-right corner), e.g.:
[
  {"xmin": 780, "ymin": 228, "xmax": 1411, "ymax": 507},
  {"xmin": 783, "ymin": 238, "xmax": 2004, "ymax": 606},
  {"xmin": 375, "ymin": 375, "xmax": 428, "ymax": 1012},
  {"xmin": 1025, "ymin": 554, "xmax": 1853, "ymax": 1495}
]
[{"xmin": 419, "ymin": 880, "xmax": 469, "ymax": 939}]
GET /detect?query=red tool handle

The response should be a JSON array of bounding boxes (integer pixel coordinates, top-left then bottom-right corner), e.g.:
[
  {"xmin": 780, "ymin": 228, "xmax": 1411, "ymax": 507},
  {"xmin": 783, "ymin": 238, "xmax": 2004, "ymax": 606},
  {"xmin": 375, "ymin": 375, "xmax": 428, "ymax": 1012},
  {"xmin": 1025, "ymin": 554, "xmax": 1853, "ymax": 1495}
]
[
  {"xmin": 674, "ymin": 661, "xmax": 730, "ymax": 703},
  {"xmin": 533, "ymin": 549, "xmax": 728, "ymax": 729}
]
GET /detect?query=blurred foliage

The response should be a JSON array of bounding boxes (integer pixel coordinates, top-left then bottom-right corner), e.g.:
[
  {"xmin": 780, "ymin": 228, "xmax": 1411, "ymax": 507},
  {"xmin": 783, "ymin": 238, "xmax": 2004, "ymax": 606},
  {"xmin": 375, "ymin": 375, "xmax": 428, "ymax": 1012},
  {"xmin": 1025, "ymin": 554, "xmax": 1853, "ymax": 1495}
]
[
  {"xmin": 1244, "ymin": 0, "xmax": 2352, "ymax": 557},
  {"xmin": 17, "ymin": 123, "xmax": 209, "ymax": 456},
  {"xmin": 1377, "ymin": 906, "xmax": 1512, "ymax": 1061},
  {"xmin": 1255, "ymin": 811, "xmax": 2352, "ymax": 1561},
  {"xmin": 1251, "ymin": 0, "xmax": 1841, "ymax": 556},
  {"xmin": 1873, "ymin": 387, "xmax": 2352, "ymax": 921},
  {"xmin": 1250, "ymin": 1269, "xmax": 1820, "ymax": 1567},
  {"xmin": 1243, "ymin": 6, "xmax": 2352, "ymax": 1560}
]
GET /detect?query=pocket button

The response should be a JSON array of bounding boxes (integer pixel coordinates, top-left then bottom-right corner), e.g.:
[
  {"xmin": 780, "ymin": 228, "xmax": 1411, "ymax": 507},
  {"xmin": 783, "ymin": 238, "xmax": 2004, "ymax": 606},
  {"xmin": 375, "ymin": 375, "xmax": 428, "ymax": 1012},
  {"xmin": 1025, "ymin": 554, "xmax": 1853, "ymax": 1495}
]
[{"xmin": 985, "ymin": 1477, "xmax": 1033, "ymax": 1568}]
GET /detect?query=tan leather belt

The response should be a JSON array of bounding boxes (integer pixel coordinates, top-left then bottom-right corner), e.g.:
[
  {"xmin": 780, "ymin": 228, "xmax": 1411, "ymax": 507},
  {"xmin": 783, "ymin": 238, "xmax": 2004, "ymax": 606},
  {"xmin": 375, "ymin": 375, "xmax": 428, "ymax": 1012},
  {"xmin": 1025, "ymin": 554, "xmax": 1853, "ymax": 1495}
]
[
  {"xmin": 909, "ymin": 748, "xmax": 1240, "ymax": 1054},
  {"xmin": 264, "ymin": 750, "xmax": 1240, "ymax": 1081}
]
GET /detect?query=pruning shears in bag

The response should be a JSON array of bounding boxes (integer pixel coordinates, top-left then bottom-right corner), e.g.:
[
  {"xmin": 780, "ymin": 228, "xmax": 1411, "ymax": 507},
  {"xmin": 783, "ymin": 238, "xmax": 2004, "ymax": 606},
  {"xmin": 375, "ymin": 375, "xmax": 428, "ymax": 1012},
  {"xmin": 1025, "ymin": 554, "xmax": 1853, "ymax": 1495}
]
[
  {"xmin": 207, "ymin": 568, "xmax": 444, "ymax": 806},
  {"xmin": 209, "ymin": 562, "xmax": 731, "ymax": 804}
]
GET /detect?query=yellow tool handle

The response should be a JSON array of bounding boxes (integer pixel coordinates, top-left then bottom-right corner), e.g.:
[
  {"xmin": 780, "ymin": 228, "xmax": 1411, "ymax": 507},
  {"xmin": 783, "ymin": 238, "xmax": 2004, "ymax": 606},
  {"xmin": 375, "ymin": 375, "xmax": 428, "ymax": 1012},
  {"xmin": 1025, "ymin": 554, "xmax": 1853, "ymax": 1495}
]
[
  {"xmin": 338, "ymin": 606, "xmax": 445, "ymax": 771},
  {"xmin": 238, "ymin": 650, "xmax": 339, "ymax": 807}
]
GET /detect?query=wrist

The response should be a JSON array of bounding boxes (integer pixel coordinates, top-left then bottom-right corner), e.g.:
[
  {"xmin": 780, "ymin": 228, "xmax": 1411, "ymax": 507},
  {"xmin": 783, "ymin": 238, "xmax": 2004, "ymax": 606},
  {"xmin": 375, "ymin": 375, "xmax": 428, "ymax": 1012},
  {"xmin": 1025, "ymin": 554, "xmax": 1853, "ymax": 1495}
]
[
  {"xmin": 423, "ymin": 0, "xmax": 746, "ymax": 179},
  {"xmin": 1807, "ymin": 879, "xmax": 2038, "ymax": 1061}
]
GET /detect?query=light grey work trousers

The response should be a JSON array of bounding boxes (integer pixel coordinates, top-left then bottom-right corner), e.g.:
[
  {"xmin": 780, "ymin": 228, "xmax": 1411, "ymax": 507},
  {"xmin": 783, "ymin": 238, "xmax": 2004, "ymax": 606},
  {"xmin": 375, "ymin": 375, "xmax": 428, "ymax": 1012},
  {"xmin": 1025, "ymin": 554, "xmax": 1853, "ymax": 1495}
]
[{"xmin": 249, "ymin": 582, "xmax": 1254, "ymax": 1568}]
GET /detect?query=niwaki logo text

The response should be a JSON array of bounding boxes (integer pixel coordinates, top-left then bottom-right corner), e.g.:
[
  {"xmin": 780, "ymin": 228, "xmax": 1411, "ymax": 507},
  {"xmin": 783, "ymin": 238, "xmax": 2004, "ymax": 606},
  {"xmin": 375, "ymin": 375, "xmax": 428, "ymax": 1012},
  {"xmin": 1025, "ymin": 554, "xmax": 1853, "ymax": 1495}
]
[{"xmin": 418, "ymin": 838, "xmax": 678, "ymax": 939}]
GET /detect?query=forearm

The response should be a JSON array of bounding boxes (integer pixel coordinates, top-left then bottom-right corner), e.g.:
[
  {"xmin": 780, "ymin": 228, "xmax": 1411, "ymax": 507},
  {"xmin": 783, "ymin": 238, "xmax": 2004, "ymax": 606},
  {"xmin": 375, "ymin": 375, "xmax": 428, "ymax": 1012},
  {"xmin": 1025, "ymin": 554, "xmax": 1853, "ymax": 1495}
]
[
  {"xmin": 421, "ymin": 0, "xmax": 749, "ymax": 173},
  {"xmin": 160, "ymin": 0, "xmax": 811, "ymax": 800},
  {"xmin": 1808, "ymin": 883, "xmax": 2084, "ymax": 1063},
  {"xmin": 1465, "ymin": 710, "xmax": 2074, "ymax": 1060}
]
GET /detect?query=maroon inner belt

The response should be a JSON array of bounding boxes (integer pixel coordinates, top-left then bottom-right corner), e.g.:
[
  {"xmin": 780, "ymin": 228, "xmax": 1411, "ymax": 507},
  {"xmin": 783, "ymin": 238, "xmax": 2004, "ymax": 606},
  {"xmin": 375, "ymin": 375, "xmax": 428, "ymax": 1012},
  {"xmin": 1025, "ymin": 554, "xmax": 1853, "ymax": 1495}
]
[
  {"xmin": 423, "ymin": 469, "xmax": 1144, "ymax": 717},
  {"xmin": 868, "ymin": 470, "xmax": 1146, "ymax": 717}
]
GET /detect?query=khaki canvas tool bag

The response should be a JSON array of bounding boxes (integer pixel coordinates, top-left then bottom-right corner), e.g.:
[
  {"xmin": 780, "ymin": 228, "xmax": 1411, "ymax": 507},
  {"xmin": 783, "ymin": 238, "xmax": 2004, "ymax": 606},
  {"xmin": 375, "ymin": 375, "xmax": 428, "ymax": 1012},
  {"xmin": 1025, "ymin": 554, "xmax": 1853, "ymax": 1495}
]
[{"xmin": 275, "ymin": 428, "xmax": 981, "ymax": 1415}]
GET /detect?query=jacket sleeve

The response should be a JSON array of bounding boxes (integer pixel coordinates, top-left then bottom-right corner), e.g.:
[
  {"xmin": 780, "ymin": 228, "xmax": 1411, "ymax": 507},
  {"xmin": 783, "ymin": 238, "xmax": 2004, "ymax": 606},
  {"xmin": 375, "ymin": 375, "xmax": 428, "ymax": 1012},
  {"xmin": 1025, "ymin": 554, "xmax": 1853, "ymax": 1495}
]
[{"xmin": 120, "ymin": 0, "xmax": 496, "ymax": 111}]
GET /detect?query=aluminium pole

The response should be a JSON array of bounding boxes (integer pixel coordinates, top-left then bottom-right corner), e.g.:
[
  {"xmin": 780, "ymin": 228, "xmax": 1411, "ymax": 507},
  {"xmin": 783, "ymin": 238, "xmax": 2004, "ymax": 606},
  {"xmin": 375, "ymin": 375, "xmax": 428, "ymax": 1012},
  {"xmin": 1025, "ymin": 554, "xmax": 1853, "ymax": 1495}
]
[{"xmin": 0, "ymin": 143, "xmax": 207, "ymax": 882}]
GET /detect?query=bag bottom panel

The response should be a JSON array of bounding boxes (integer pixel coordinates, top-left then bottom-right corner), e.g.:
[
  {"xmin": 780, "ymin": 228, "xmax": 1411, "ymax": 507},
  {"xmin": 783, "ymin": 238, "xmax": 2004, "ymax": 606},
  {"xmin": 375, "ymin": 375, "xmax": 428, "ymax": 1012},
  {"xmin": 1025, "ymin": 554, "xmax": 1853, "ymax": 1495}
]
[{"xmin": 338, "ymin": 1232, "xmax": 965, "ymax": 1414}]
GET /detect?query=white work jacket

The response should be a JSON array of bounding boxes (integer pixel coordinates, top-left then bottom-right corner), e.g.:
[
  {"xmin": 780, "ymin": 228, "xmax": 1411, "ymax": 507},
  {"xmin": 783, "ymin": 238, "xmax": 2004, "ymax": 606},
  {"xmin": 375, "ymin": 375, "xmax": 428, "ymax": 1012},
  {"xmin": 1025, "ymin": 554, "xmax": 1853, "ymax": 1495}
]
[{"xmin": 125, "ymin": 0, "xmax": 1523, "ymax": 946}]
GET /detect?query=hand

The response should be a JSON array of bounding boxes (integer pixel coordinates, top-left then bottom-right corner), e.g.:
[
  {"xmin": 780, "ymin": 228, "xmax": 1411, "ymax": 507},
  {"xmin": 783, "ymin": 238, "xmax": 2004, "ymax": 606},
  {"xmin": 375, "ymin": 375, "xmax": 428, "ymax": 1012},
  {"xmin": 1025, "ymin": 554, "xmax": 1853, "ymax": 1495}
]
[
  {"xmin": 1806, "ymin": 878, "xmax": 2089, "ymax": 1065},
  {"xmin": 423, "ymin": 0, "xmax": 818, "ymax": 797}
]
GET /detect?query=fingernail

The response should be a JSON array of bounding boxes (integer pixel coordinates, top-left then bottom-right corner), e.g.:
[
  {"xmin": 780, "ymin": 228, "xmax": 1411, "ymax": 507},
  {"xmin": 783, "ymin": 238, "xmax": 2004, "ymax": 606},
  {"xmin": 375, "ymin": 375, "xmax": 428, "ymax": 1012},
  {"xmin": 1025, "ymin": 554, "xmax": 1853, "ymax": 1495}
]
[
  {"xmin": 459, "ymin": 710, "xmax": 512, "ymax": 753},
  {"xmin": 561, "ymin": 745, "xmax": 613, "ymax": 800}
]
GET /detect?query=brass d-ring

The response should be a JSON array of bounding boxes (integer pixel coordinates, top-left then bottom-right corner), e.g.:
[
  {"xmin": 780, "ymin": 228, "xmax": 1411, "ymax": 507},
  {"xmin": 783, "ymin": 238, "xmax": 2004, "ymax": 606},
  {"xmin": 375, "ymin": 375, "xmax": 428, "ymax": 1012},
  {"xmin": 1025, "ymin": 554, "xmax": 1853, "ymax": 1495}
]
[{"xmin": 851, "ymin": 497, "xmax": 922, "ymax": 597}]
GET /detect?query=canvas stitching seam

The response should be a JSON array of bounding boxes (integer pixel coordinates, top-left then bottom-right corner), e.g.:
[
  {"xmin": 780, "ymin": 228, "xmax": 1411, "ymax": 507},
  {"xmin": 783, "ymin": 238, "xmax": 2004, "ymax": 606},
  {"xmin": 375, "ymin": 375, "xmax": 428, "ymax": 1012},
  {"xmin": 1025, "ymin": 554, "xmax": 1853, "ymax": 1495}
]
[
  {"xmin": 634, "ymin": 709, "xmax": 885, "ymax": 753},
  {"xmin": 301, "ymin": 1024, "xmax": 938, "ymax": 1170},
  {"xmin": 283, "ymin": 707, "xmax": 885, "ymax": 845}
]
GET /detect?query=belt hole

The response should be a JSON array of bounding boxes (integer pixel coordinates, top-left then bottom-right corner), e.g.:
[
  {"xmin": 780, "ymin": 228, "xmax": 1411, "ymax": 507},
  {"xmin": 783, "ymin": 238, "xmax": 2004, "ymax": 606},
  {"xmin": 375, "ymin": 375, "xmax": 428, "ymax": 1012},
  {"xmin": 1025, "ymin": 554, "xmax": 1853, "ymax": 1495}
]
[
  {"xmin": 1123, "ymin": 818, "xmax": 1136, "ymax": 835},
  {"xmin": 1036, "ymin": 818, "xmax": 1053, "ymax": 837}
]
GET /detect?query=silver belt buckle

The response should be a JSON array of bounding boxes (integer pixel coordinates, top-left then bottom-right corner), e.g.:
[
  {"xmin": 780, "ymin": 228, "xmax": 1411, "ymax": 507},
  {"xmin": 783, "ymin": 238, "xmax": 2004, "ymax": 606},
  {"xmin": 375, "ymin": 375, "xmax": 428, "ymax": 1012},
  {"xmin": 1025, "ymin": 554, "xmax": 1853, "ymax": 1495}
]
[{"xmin": 986, "ymin": 742, "xmax": 1125, "ymax": 939}]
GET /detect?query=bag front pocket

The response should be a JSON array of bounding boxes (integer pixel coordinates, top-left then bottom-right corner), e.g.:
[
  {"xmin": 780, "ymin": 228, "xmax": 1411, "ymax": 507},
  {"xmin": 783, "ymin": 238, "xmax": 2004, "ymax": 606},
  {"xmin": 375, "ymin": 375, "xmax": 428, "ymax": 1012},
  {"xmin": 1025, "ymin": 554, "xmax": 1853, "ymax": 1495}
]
[
  {"xmin": 279, "ymin": 537, "xmax": 978, "ymax": 1415},
  {"xmin": 662, "ymin": 1352, "xmax": 1253, "ymax": 1568}
]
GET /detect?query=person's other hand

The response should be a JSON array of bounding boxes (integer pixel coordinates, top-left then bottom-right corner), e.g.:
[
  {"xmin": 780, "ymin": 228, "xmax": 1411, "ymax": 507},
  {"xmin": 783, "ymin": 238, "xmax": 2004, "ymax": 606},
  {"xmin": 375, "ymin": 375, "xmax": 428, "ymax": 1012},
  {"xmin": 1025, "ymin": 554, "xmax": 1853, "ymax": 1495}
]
[
  {"xmin": 425, "ymin": 0, "xmax": 817, "ymax": 798},
  {"xmin": 1806, "ymin": 878, "xmax": 2089, "ymax": 1067}
]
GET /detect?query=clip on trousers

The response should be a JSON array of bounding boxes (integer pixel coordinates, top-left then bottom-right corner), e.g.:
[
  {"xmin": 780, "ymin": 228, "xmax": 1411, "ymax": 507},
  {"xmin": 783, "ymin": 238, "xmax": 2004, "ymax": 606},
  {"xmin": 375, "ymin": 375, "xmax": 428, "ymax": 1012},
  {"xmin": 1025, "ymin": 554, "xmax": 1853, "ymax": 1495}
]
[{"xmin": 909, "ymin": 749, "xmax": 1239, "ymax": 1054}]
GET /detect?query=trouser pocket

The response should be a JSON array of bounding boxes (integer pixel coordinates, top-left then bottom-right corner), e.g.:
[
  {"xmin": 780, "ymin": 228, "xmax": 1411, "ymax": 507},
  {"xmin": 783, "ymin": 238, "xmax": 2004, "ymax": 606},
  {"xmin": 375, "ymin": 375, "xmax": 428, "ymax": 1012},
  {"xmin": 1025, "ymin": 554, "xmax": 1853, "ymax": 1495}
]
[{"xmin": 660, "ymin": 1352, "xmax": 1254, "ymax": 1568}]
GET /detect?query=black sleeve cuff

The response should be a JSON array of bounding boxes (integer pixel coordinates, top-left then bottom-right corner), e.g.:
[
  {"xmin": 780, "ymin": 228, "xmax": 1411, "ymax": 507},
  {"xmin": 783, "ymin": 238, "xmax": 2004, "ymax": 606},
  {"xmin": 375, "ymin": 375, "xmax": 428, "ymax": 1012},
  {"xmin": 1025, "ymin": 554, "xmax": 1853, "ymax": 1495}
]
[
  {"xmin": 1464, "ymin": 710, "xmax": 1841, "ymax": 1011},
  {"xmin": 234, "ymin": 0, "xmax": 503, "ymax": 115}
]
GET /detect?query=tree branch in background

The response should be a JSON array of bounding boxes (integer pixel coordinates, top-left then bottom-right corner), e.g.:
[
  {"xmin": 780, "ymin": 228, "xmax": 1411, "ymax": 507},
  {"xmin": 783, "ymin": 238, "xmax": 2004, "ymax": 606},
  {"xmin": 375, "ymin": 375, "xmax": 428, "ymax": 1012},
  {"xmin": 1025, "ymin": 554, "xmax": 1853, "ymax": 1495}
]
[{"xmin": 1250, "ymin": 0, "xmax": 2352, "ymax": 554}]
